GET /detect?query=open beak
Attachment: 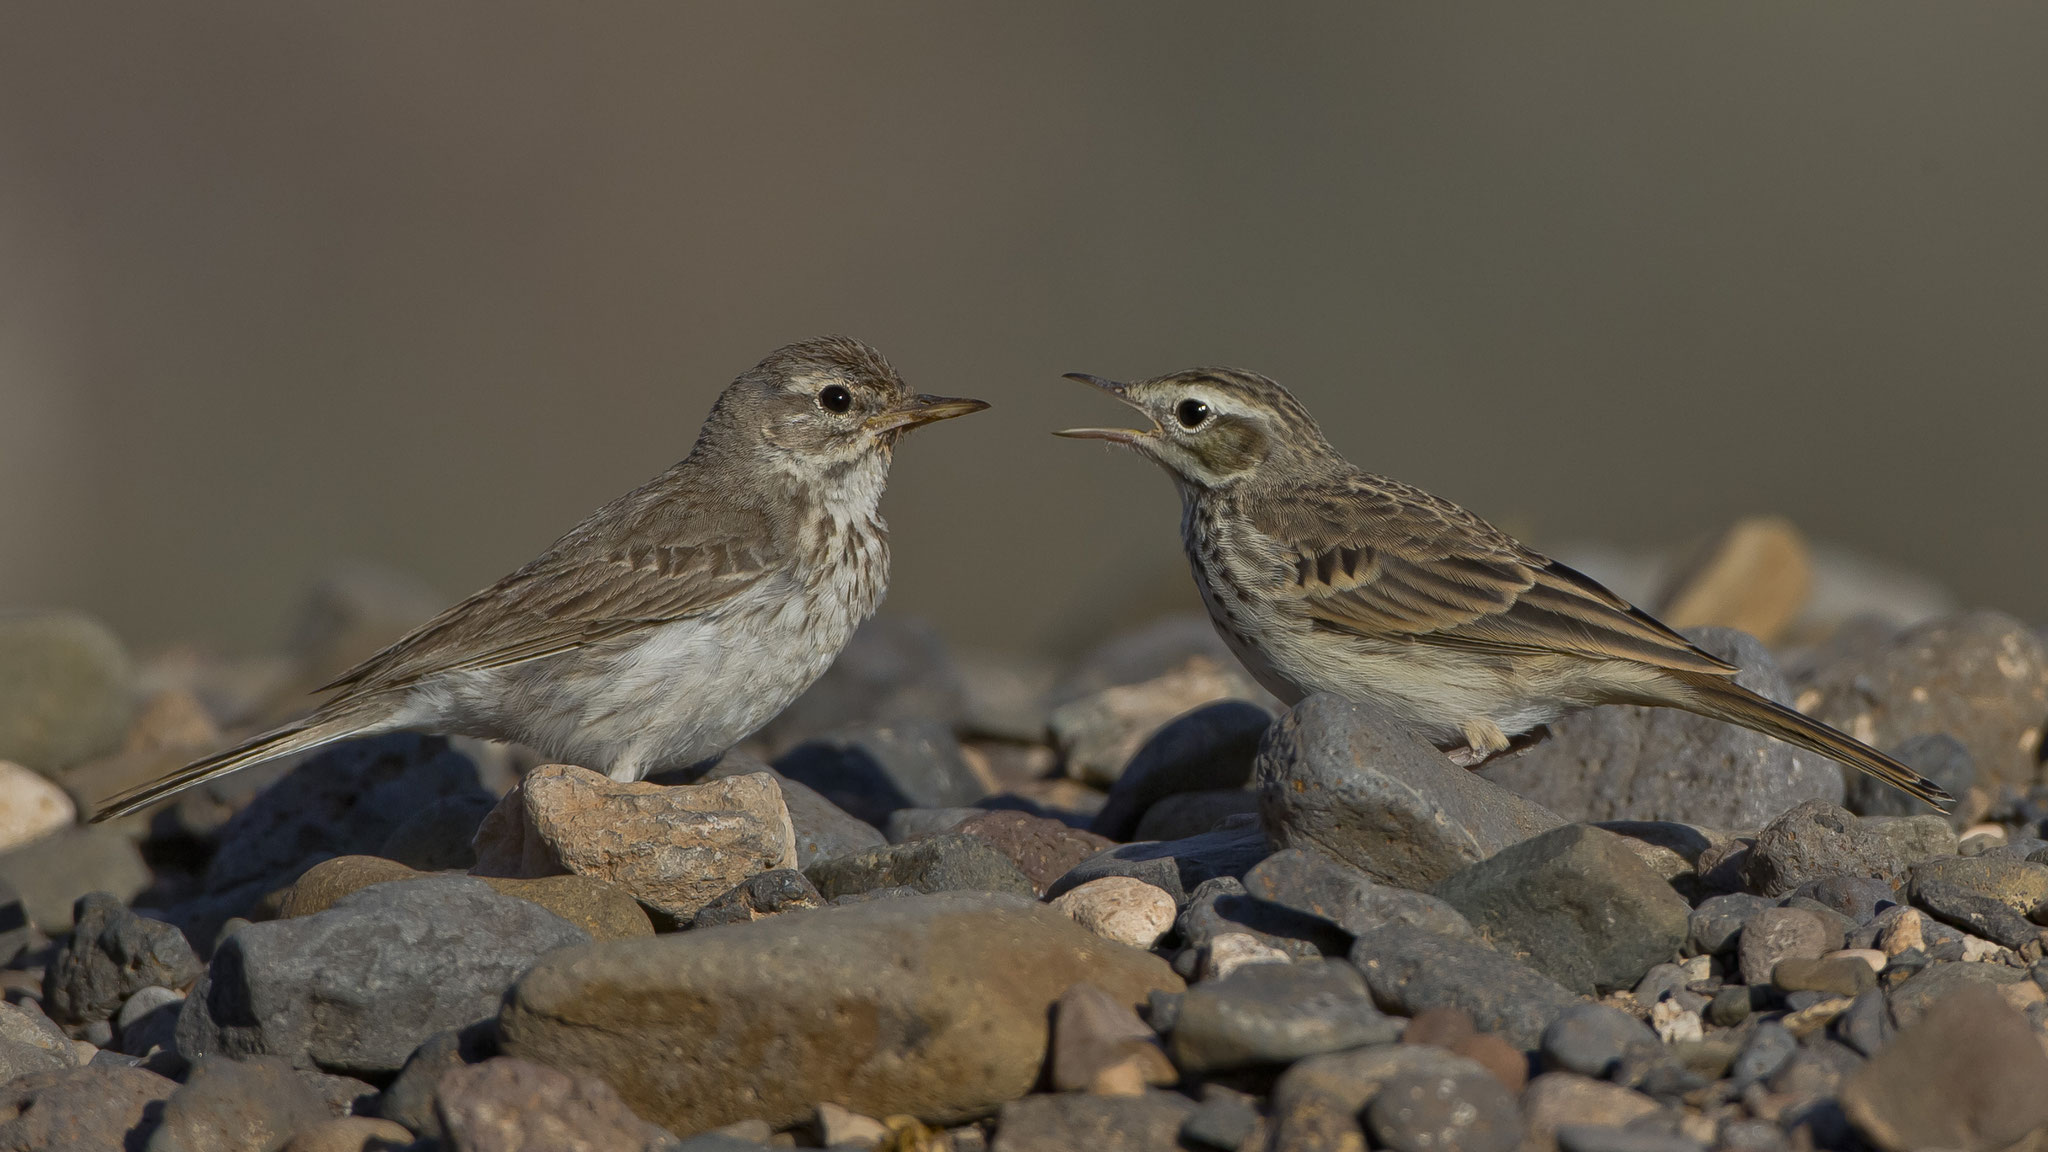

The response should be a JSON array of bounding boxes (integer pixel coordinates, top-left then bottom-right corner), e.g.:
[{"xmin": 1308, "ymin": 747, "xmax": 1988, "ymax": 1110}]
[
  {"xmin": 865, "ymin": 393, "xmax": 991, "ymax": 434},
  {"xmin": 1053, "ymin": 373, "xmax": 1157, "ymax": 445}
]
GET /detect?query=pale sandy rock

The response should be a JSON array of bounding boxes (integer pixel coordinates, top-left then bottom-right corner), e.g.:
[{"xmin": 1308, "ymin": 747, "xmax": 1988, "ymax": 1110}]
[
  {"xmin": 1877, "ymin": 909, "xmax": 1926, "ymax": 956},
  {"xmin": 1201, "ymin": 932, "xmax": 1293, "ymax": 980},
  {"xmin": 1653, "ymin": 515, "xmax": 1812, "ymax": 645},
  {"xmin": 816, "ymin": 1102, "xmax": 890, "ymax": 1150},
  {"xmin": 0, "ymin": 762, "xmax": 73, "ymax": 851},
  {"xmin": 1828, "ymin": 949, "xmax": 1886, "ymax": 974},
  {"xmin": 472, "ymin": 764, "xmax": 795, "ymax": 921},
  {"xmin": 1519, "ymin": 1073, "xmax": 1660, "ymax": 1152},
  {"xmin": 1049, "ymin": 876, "xmax": 1176, "ymax": 950}
]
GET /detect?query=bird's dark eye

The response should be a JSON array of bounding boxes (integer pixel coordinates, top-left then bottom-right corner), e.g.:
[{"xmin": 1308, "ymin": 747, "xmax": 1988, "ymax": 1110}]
[
  {"xmin": 1176, "ymin": 399, "xmax": 1211, "ymax": 429},
  {"xmin": 818, "ymin": 384, "xmax": 853, "ymax": 414}
]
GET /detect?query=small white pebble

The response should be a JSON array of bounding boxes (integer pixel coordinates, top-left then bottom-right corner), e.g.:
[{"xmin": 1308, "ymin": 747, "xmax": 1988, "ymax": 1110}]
[
  {"xmin": 1201, "ymin": 932, "xmax": 1292, "ymax": 980},
  {"xmin": 1960, "ymin": 934, "xmax": 2010, "ymax": 963},
  {"xmin": 1649, "ymin": 999, "xmax": 1702, "ymax": 1044},
  {"xmin": 0, "ymin": 761, "xmax": 76, "ymax": 852},
  {"xmin": 1048, "ymin": 877, "xmax": 1176, "ymax": 950},
  {"xmin": 1962, "ymin": 822, "xmax": 2008, "ymax": 843},
  {"xmin": 1825, "ymin": 949, "xmax": 1887, "ymax": 974}
]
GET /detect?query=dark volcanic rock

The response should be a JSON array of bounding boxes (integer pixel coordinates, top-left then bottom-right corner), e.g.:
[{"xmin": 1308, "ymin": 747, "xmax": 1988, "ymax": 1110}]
[
  {"xmin": 179, "ymin": 876, "xmax": 588, "ymax": 1074},
  {"xmin": 1243, "ymin": 847, "xmax": 1474, "ymax": 940},
  {"xmin": 803, "ymin": 833, "xmax": 1035, "ymax": 900},
  {"xmin": 1046, "ymin": 822, "xmax": 1271, "ymax": 905},
  {"xmin": 497, "ymin": 892, "xmax": 1181, "ymax": 1137},
  {"xmin": 1351, "ymin": 924, "xmax": 1580, "ymax": 1050},
  {"xmin": 1482, "ymin": 627, "xmax": 1842, "ymax": 828},
  {"xmin": 690, "ymin": 869, "xmax": 825, "ymax": 929},
  {"xmin": 773, "ymin": 721, "xmax": 987, "ymax": 828},
  {"xmin": 991, "ymin": 1091, "xmax": 1196, "ymax": 1152},
  {"xmin": 1091, "ymin": 700, "xmax": 1271, "ymax": 840},
  {"xmin": 1168, "ymin": 958, "xmax": 1399, "ymax": 1073},
  {"xmin": 0, "ymin": 1064, "xmax": 175, "ymax": 1151},
  {"xmin": 1740, "ymin": 800, "xmax": 1951, "ymax": 897},
  {"xmin": 1845, "ymin": 734, "xmax": 1975, "ymax": 824},
  {"xmin": 1907, "ymin": 855, "xmax": 2048, "ymax": 949},
  {"xmin": 1133, "ymin": 789, "xmax": 1260, "ymax": 841},
  {"xmin": 1430, "ymin": 824, "xmax": 1690, "ymax": 995},
  {"xmin": 1255, "ymin": 694, "xmax": 1564, "ymax": 889},
  {"xmin": 45, "ymin": 892, "xmax": 201, "ymax": 1025}
]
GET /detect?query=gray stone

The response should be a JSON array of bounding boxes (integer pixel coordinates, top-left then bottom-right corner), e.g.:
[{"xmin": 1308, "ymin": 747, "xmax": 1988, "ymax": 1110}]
[
  {"xmin": 690, "ymin": 869, "xmax": 824, "ymax": 929},
  {"xmin": 1555, "ymin": 1128, "xmax": 1705, "ymax": 1152},
  {"xmin": 1365, "ymin": 1063, "xmax": 1520, "ymax": 1152},
  {"xmin": 1772, "ymin": 956, "xmax": 1875, "ymax": 997},
  {"xmin": 1180, "ymin": 1091, "xmax": 1261, "ymax": 1152},
  {"xmin": 1482, "ymin": 628, "xmax": 1842, "ymax": 828},
  {"xmin": 178, "ymin": 876, "xmax": 589, "ymax": 1074},
  {"xmin": 1430, "ymin": 824, "xmax": 1690, "ymax": 995},
  {"xmin": 1168, "ymin": 958, "xmax": 1399, "ymax": 1073},
  {"xmin": 883, "ymin": 806, "xmax": 979, "ymax": 843},
  {"xmin": 115, "ymin": 987, "xmax": 183, "ymax": 1060},
  {"xmin": 774, "ymin": 721, "xmax": 987, "ymax": 828},
  {"xmin": 0, "ymin": 611, "xmax": 136, "ymax": 775},
  {"xmin": 991, "ymin": 1091, "xmax": 1196, "ymax": 1152},
  {"xmin": 803, "ymin": 833, "xmax": 1034, "ymax": 900},
  {"xmin": 1242, "ymin": 847, "xmax": 1474, "ymax": 940},
  {"xmin": 1731, "ymin": 1021, "xmax": 1798, "ymax": 1089},
  {"xmin": 497, "ymin": 891, "xmax": 1182, "ymax": 1137},
  {"xmin": 1134, "ymin": 788, "xmax": 1260, "ymax": 841},
  {"xmin": 377, "ymin": 791, "xmax": 497, "ymax": 871},
  {"xmin": 0, "ymin": 825, "xmax": 151, "ymax": 932},
  {"xmin": 0, "ymin": 1000, "xmax": 78, "ymax": 1083},
  {"xmin": 1091, "ymin": 700, "xmax": 1270, "ymax": 840},
  {"xmin": 1740, "ymin": 800, "xmax": 1946, "ymax": 897},
  {"xmin": 695, "ymin": 753, "xmax": 885, "ymax": 868},
  {"xmin": 759, "ymin": 617, "xmax": 967, "ymax": 750},
  {"xmin": 1267, "ymin": 1043, "xmax": 1491, "ymax": 1152},
  {"xmin": 437, "ymin": 1056, "xmax": 681, "ymax": 1152},
  {"xmin": 1832, "ymin": 989, "xmax": 1892, "ymax": 1058},
  {"xmin": 1793, "ymin": 610, "xmax": 2048, "ymax": 794},
  {"xmin": 1793, "ymin": 874, "xmax": 1898, "ymax": 924},
  {"xmin": 1046, "ymin": 822, "xmax": 1271, "ymax": 905},
  {"xmin": 1175, "ymin": 876, "xmax": 1342, "ymax": 962},
  {"xmin": 374, "ymin": 1022, "xmax": 497, "ymax": 1147},
  {"xmin": 1351, "ymin": 924, "xmax": 1581, "ymax": 1050},
  {"xmin": 1843, "ymin": 983, "xmax": 2048, "ymax": 1152},
  {"xmin": 1886, "ymin": 960, "xmax": 2028, "ymax": 1029},
  {"xmin": 1255, "ymin": 694, "xmax": 1566, "ymax": 889},
  {"xmin": 947, "ymin": 809, "xmax": 1116, "ymax": 895},
  {"xmin": 1846, "ymin": 734, "xmax": 1976, "ymax": 824},
  {"xmin": 146, "ymin": 1054, "xmax": 333, "ymax": 1152},
  {"xmin": 1908, "ymin": 855, "xmax": 2048, "ymax": 949},
  {"xmin": 1539, "ymin": 1003, "xmax": 1661, "ymax": 1079},
  {"xmin": 1737, "ymin": 906, "xmax": 1835, "ymax": 986},
  {"xmin": 45, "ymin": 892, "xmax": 202, "ymax": 1024},
  {"xmin": 1688, "ymin": 893, "xmax": 1772, "ymax": 956},
  {"xmin": 0, "ymin": 1064, "xmax": 176, "ymax": 1151}
]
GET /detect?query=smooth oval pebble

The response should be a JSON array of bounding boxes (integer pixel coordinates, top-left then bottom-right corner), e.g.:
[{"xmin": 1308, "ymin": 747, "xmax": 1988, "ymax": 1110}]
[
  {"xmin": 1826, "ymin": 949, "xmax": 1886, "ymax": 974},
  {"xmin": 1049, "ymin": 876, "xmax": 1176, "ymax": 949}
]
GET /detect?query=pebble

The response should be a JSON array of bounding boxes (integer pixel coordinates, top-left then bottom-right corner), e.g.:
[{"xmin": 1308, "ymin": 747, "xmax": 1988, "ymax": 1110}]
[
  {"xmin": 1826, "ymin": 948, "xmax": 1886, "ymax": 973},
  {"xmin": 1687, "ymin": 893, "xmax": 1772, "ymax": 956},
  {"xmin": 1648, "ymin": 999, "xmax": 1702, "ymax": 1044},
  {"xmin": 693, "ymin": 753, "xmax": 887, "ymax": 867},
  {"xmin": 43, "ymin": 891, "xmax": 201, "ymax": 1025},
  {"xmin": 804, "ymin": 832, "xmax": 1035, "ymax": 901},
  {"xmin": 497, "ymin": 892, "xmax": 1180, "ymax": 1137},
  {"xmin": 280, "ymin": 1117, "xmax": 418, "ymax": 1152},
  {"xmin": 1254, "ymin": 693, "xmax": 1565, "ymax": 889},
  {"xmin": 438, "ymin": 1056, "xmax": 680, "ymax": 1152},
  {"xmin": 1737, "ymin": 906, "xmax": 1834, "ymax": 986},
  {"xmin": 148, "ymin": 1054, "xmax": 336, "ymax": 1152},
  {"xmin": 1519, "ymin": 1073, "xmax": 1661, "ymax": 1152},
  {"xmin": 1199, "ymin": 932, "xmax": 1294, "ymax": 980},
  {"xmin": 1089, "ymin": 699, "xmax": 1270, "ymax": 840},
  {"xmin": 1873, "ymin": 907, "xmax": 1928, "ymax": 956},
  {"xmin": 1539, "ymin": 1002, "xmax": 1662, "ymax": 1079},
  {"xmin": 1907, "ymin": 854, "xmax": 2048, "ymax": 949},
  {"xmin": 0, "ymin": 999, "xmax": 80, "ymax": 1082},
  {"xmin": 0, "ymin": 1063, "xmax": 177, "ymax": 1150},
  {"xmin": 114, "ymin": 986, "xmax": 183, "ymax": 1060},
  {"xmin": 690, "ymin": 868, "xmax": 824, "ymax": 929},
  {"xmin": 1430, "ymin": 823, "xmax": 1691, "ymax": 995},
  {"xmin": 0, "ymin": 611, "xmax": 137, "ymax": 775},
  {"xmin": 1792, "ymin": 873, "xmax": 1897, "ymax": 923},
  {"xmin": 991, "ymin": 1090, "xmax": 1197, "ymax": 1152},
  {"xmin": 1886, "ymin": 960, "xmax": 2030, "ymax": 1029},
  {"xmin": 1266, "ymin": 1043, "xmax": 1495, "ymax": 1152},
  {"xmin": 1050, "ymin": 655, "xmax": 1257, "ymax": 788},
  {"xmin": 1481, "ymin": 628, "xmax": 1843, "ymax": 829},
  {"xmin": 1048, "ymin": 876, "xmax": 1177, "ymax": 949},
  {"xmin": 947, "ymin": 809, "xmax": 1113, "ymax": 894},
  {"xmin": 272, "ymin": 855, "xmax": 652, "ymax": 940},
  {"xmin": 1792, "ymin": 609, "xmax": 2048, "ymax": 794},
  {"xmin": 773, "ymin": 720, "xmax": 988, "ymax": 827},
  {"xmin": 372, "ymin": 1022, "xmax": 496, "ymax": 1145},
  {"xmin": 1175, "ymin": 875, "xmax": 1342, "ymax": 962},
  {"xmin": 1841, "ymin": 983, "xmax": 2048, "ymax": 1152},
  {"xmin": 1351, "ymin": 924, "xmax": 1581, "ymax": 1050},
  {"xmin": 1168, "ymin": 958, "xmax": 1399, "ymax": 1074},
  {"xmin": 1050, "ymin": 982, "xmax": 1175, "ymax": 1095},
  {"xmin": 1740, "ymin": 800, "xmax": 1945, "ymax": 897},
  {"xmin": 179, "ymin": 876, "xmax": 589, "ymax": 1074},
  {"xmin": 470, "ymin": 764, "xmax": 796, "ymax": 922},
  {"xmin": 815, "ymin": 1101, "xmax": 891, "ymax": 1149},
  {"xmin": 1831, "ymin": 988, "xmax": 1892, "ymax": 1058},
  {"xmin": 0, "ymin": 762, "xmax": 75, "ymax": 854},
  {"xmin": 1771, "ymin": 956, "xmax": 1876, "ymax": 997},
  {"xmin": 1045, "ymin": 821, "xmax": 1271, "ymax": 905},
  {"xmin": 1242, "ymin": 847, "xmax": 1474, "ymax": 940},
  {"xmin": 1364, "ymin": 1062, "xmax": 1520, "ymax": 1152}
]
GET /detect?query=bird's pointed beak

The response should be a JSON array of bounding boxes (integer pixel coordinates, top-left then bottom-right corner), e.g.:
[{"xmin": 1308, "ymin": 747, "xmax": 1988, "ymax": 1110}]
[
  {"xmin": 865, "ymin": 393, "xmax": 990, "ymax": 433},
  {"xmin": 1054, "ymin": 372, "xmax": 1157, "ymax": 445}
]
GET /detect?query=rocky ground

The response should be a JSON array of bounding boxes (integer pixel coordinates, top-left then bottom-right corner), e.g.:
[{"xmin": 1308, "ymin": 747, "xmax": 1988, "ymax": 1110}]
[{"xmin": 1, "ymin": 521, "xmax": 2047, "ymax": 1151}]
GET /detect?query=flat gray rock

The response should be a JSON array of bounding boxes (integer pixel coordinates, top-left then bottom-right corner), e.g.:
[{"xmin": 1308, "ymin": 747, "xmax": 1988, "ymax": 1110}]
[
  {"xmin": 1254, "ymin": 694, "xmax": 1564, "ymax": 890},
  {"xmin": 1350, "ymin": 924, "xmax": 1580, "ymax": 1051},
  {"xmin": 1168, "ymin": 959, "xmax": 1398, "ymax": 1074}
]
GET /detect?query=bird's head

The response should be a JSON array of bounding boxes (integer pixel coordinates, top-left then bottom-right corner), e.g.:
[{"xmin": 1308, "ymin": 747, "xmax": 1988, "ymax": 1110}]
[
  {"xmin": 1054, "ymin": 367, "xmax": 1332, "ymax": 491},
  {"xmin": 710, "ymin": 336, "xmax": 988, "ymax": 475}
]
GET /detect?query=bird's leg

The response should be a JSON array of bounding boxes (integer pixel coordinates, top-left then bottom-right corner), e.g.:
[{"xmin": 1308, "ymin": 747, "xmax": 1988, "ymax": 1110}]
[{"xmin": 1441, "ymin": 720, "xmax": 1550, "ymax": 769}]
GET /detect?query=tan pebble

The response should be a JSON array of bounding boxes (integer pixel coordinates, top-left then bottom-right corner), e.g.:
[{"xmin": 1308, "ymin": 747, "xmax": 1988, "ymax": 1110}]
[
  {"xmin": 282, "ymin": 1117, "xmax": 417, "ymax": 1152},
  {"xmin": 1878, "ymin": 909, "xmax": 1926, "ymax": 957},
  {"xmin": 1649, "ymin": 999, "xmax": 1702, "ymax": 1044},
  {"xmin": 1960, "ymin": 934, "xmax": 2010, "ymax": 963},
  {"xmin": 817, "ymin": 1101, "xmax": 890, "ymax": 1149},
  {"xmin": 1782, "ymin": 997, "xmax": 1854, "ymax": 1038},
  {"xmin": 1653, "ymin": 515, "xmax": 1812, "ymax": 644},
  {"xmin": 1048, "ymin": 877, "xmax": 1176, "ymax": 949},
  {"xmin": 1826, "ymin": 949, "xmax": 1887, "ymax": 974},
  {"xmin": 1679, "ymin": 954, "xmax": 1711, "ymax": 981},
  {"xmin": 1998, "ymin": 981, "xmax": 2047, "ymax": 1012},
  {"xmin": 1201, "ymin": 932, "xmax": 1292, "ymax": 980},
  {"xmin": 0, "ymin": 762, "xmax": 76, "ymax": 852}
]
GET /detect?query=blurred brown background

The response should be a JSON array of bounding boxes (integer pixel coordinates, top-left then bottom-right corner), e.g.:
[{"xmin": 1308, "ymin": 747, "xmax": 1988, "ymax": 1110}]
[{"xmin": 1, "ymin": 3, "xmax": 2042, "ymax": 661}]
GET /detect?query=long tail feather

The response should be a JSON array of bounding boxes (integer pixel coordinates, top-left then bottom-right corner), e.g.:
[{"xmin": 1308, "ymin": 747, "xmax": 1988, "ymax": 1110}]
[
  {"xmin": 91, "ymin": 717, "xmax": 367, "ymax": 822},
  {"xmin": 1672, "ymin": 674, "xmax": 1953, "ymax": 812}
]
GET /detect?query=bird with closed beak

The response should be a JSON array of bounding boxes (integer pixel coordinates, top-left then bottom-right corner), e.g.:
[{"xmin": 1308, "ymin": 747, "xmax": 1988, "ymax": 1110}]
[
  {"xmin": 95, "ymin": 336, "xmax": 987, "ymax": 820},
  {"xmin": 1055, "ymin": 366, "xmax": 1950, "ymax": 811}
]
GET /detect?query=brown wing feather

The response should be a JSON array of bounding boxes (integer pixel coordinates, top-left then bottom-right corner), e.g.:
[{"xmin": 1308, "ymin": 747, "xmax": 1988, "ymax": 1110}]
[{"xmin": 1269, "ymin": 475, "xmax": 1739, "ymax": 678}]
